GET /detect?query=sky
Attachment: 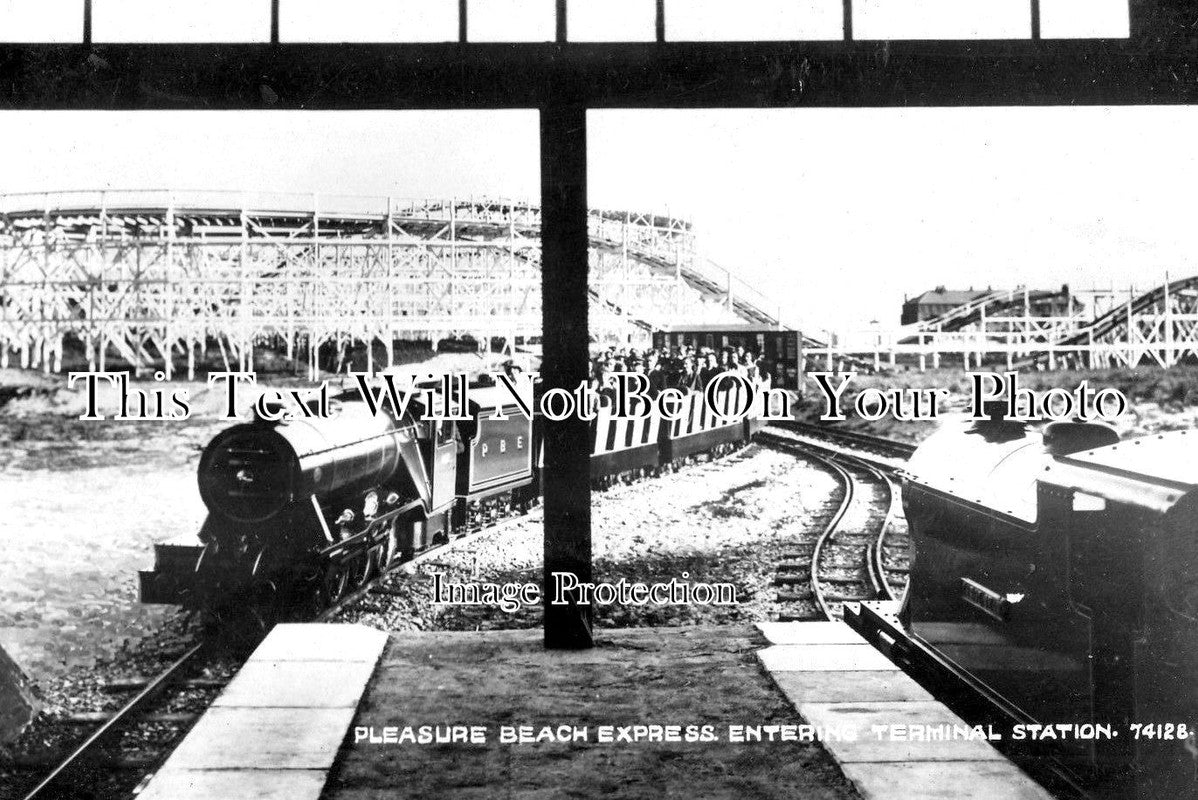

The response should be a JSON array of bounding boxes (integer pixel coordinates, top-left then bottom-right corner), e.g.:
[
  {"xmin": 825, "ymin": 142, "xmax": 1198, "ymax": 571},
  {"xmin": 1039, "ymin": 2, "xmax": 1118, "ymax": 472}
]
[
  {"xmin": 2, "ymin": 106, "xmax": 1194, "ymax": 336},
  {"xmin": 591, "ymin": 107, "xmax": 1198, "ymax": 334},
  {"xmin": 0, "ymin": 0, "xmax": 1151, "ymax": 337}
]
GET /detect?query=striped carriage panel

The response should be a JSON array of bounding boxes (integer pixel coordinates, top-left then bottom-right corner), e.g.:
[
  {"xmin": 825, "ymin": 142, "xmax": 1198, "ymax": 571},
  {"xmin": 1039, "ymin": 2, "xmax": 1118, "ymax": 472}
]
[
  {"xmin": 594, "ymin": 402, "xmax": 663, "ymax": 456},
  {"xmin": 643, "ymin": 412, "xmax": 661, "ymax": 445},
  {"xmin": 605, "ymin": 414, "xmax": 621, "ymax": 452},
  {"xmin": 593, "ymin": 406, "xmax": 615, "ymax": 455},
  {"xmin": 614, "ymin": 407, "xmax": 661, "ymax": 452},
  {"xmin": 668, "ymin": 395, "xmax": 684, "ymax": 438},
  {"xmin": 685, "ymin": 391, "xmax": 704, "ymax": 436},
  {"xmin": 710, "ymin": 378, "xmax": 753, "ymax": 422}
]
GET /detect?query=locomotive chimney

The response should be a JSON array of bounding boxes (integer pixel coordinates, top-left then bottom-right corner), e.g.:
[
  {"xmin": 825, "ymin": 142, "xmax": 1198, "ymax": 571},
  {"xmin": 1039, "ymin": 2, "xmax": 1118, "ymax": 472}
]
[{"xmin": 970, "ymin": 400, "xmax": 1026, "ymax": 443}]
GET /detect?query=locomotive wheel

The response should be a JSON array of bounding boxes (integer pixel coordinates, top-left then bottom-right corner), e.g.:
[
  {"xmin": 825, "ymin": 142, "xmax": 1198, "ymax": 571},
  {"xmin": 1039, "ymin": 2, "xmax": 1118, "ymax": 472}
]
[
  {"xmin": 348, "ymin": 550, "xmax": 373, "ymax": 591},
  {"xmin": 321, "ymin": 561, "xmax": 350, "ymax": 604},
  {"xmin": 246, "ymin": 579, "xmax": 283, "ymax": 629},
  {"xmin": 376, "ymin": 521, "xmax": 400, "ymax": 574},
  {"xmin": 371, "ymin": 543, "xmax": 389, "ymax": 577}
]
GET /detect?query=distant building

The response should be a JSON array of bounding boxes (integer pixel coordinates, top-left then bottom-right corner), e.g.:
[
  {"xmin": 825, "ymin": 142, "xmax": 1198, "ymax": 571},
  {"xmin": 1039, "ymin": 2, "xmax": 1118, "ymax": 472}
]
[
  {"xmin": 901, "ymin": 287, "xmax": 991, "ymax": 325},
  {"xmin": 1022, "ymin": 286, "xmax": 1085, "ymax": 318},
  {"xmin": 901, "ymin": 285, "xmax": 1084, "ymax": 326}
]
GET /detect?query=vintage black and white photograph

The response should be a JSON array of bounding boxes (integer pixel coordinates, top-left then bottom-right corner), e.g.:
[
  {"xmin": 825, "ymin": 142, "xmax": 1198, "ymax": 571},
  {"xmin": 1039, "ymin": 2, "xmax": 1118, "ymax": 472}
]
[{"xmin": 0, "ymin": 2, "xmax": 1195, "ymax": 799}]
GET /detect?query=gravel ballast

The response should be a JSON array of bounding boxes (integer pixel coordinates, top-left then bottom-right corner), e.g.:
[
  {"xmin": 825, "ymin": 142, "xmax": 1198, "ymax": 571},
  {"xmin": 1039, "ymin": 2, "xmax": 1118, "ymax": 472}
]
[{"xmin": 335, "ymin": 444, "xmax": 840, "ymax": 632}]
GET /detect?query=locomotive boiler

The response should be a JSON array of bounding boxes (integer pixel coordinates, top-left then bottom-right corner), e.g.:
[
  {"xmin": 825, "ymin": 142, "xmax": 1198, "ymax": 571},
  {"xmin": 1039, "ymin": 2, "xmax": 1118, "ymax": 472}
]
[
  {"xmin": 847, "ymin": 414, "xmax": 1198, "ymax": 800},
  {"xmin": 198, "ymin": 401, "xmax": 410, "ymax": 526}
]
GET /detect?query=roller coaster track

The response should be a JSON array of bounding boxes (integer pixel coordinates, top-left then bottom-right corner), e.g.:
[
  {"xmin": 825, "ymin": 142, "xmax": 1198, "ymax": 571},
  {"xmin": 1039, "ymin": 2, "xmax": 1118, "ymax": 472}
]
[
  {"xmin": 906, "ymin": 289, "xmax": 1011, "ymax": 333},
  {"xmin": 0, "ymin": 191, "xmax": 790, "ymax": 374},
  {"xmin": 588, "ymin": 235, "xmax": 778, "ymax": 326},
  {"xmin": 1017, "ymin": 274, "xmax": 1198, "ymax": 368},
  {"xmin": 813, "ymin": 275, "xmax": 1198, "ymax": 370},
  {"xmin": 905, "ymin": 288, "xmax": 1070, "ymax": 336}
]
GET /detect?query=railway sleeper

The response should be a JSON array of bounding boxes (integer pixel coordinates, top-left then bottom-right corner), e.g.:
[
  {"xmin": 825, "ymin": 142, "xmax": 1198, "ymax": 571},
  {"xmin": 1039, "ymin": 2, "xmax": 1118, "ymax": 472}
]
[
  {"xmin": 65, "ymin": 711, "xmax": 198, "ymax": 726},
  {"xmin": 818, "ymin": 572, "xmax": 871, "ymax": 584},
  {"xmin": 819, "ymin": 588, "xmax": 874, "ymax": 602},
  {"xmin": 103, "ymin": 677, "xmax": 227, "ymax": 692}
]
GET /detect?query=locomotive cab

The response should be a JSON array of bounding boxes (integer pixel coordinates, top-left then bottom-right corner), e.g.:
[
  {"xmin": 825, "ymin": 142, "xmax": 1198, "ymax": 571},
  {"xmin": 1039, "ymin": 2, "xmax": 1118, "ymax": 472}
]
[
  {"xmin": 1038, "ymin": 433, "xmax": 1198, "ymax": 799},
  {"xmin": 878, "ymin": 419, "xmax": 1197, "ymax": 800},
  {"xmin": 901, "ymin": 417, "xmax": 1114, "ymax": 782},
  {"xmin": 405, "ymin": 390, "xmax": 460, "ymax": 517},
  {"xmin": 455, "ymin": 385, "xmax": 535, "ymax": 502}
]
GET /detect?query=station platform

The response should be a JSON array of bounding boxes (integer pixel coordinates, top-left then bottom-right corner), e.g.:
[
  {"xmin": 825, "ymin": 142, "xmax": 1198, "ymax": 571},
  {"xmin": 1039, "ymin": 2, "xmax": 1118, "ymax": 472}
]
[{"xmin": 139, "ymin": 620, "xmax": 1053, "ymax": 800}]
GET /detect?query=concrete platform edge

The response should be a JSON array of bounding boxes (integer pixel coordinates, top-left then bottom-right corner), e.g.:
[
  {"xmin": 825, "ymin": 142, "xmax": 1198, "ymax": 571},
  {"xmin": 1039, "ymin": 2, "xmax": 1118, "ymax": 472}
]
[
  {"xmin": 137, "ymin": 623, "xmax": 387, "ymax": 800},
  {"xmin": 756, "ymin": 621, "xmax": 1054, "ymax": 800}
]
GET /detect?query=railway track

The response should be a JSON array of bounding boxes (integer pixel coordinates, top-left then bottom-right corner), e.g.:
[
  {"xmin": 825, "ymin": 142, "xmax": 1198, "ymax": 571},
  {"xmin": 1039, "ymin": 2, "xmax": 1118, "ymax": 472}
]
[
  {"xmin": 316, "ymin": 504, "xmax": 544, "ymax": 622},
  {"xmin": 772, "ymin": 420, "xmax": 918, "ymax": 461},
  {"xmin": 14, "ymin": 506, "xmax": 540, "ymax": 800},
  {"xmin": 11, "ymin": 437, "xmax": 815, "ymax": 799},
  {"xmin": 758, "ymin": 429, "xmax": 910, "ymax": 621},
  {"xmin": 16, "ymin": 499, "xmax": 548, "ymax": 800},
  {"xmin": 18, "ymin": 644, "xmax": 215, "ymax": 800},
  {"xmin": 316, "ymin": 443, "xmax": 745, "ymax": 623}
]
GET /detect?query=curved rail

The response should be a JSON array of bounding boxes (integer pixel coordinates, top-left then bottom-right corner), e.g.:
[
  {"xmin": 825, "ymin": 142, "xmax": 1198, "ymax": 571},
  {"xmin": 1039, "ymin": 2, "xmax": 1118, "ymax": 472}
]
[
  {"xmin": 804, "ymin": 449, "xmax": 859, "ymax": 619},
  {"xmin": 759, "ymin": 430, "xmax": 909, "ymax": 620},
  {"xmin": 860, "ymin": 458, "xmax": 907, "ymax": 605},
  {"xmin": 791, "ymin": 432, "xmax": 910, "ymax": 606}
]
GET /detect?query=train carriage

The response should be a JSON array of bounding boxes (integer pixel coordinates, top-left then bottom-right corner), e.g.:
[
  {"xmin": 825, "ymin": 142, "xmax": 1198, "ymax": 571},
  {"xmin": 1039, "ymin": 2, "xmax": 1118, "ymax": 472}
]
[
  {"xmin": 591, "ymin": 402, "xmax": 662, "ymax": 476},
  {"xmin": 139, "ymin": 373, "xmax": 771, "ymax": 619},
  {"xmin": 659, "ymin": 379, "xmax": 754, "ymax": 462},
  {"xmin": 651, "ymin": 324, "xmax": 803, "ymax": 391}
]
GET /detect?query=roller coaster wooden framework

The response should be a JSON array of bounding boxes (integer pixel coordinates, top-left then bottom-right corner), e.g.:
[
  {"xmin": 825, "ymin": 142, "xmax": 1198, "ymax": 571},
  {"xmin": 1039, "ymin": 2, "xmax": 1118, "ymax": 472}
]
[{"xmin": 1, "ymin": 0, "xmax": 1195, "ymax": 648}]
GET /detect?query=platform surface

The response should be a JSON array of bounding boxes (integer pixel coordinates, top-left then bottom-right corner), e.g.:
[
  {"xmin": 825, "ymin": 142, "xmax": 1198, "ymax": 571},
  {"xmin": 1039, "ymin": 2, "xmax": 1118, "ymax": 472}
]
[
  {"xmin": 138, "ymin": 621, "xmax": 1054, "ymax": 800},
  {"xmin": 755, "ymin": 620, "xmax": 1054, "ymax": 800},
  {"xmin": 323, "ymin": 625, "xmax": 858, "ymax": 800},
  {"xmin": 138, "ymin": 623, "xmax": 387, "ymax": 800}
]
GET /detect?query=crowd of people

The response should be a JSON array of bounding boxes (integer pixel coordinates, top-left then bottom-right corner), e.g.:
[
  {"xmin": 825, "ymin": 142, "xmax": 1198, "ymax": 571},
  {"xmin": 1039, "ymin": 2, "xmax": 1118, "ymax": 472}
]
[{"xmin": 588, "ymin": 344, "xmax": 769, "ymax": 396}]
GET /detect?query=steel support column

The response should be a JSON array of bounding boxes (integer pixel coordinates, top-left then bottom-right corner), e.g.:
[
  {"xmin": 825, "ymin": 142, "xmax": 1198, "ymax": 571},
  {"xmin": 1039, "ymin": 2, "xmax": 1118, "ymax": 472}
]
[{"xmin": 540, "ymin": 102, "xmax": 593, "ymax": 649}]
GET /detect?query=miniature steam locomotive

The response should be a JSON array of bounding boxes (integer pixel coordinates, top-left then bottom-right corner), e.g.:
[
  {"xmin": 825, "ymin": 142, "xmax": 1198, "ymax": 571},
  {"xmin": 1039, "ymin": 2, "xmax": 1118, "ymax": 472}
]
[
  {"xmin": 848, "ymin": 413, "xmax": 1198, "ymax": 800},
  {"xmin": 139, "ymin": 375, "xmax": 769, "ymax": 618}
]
